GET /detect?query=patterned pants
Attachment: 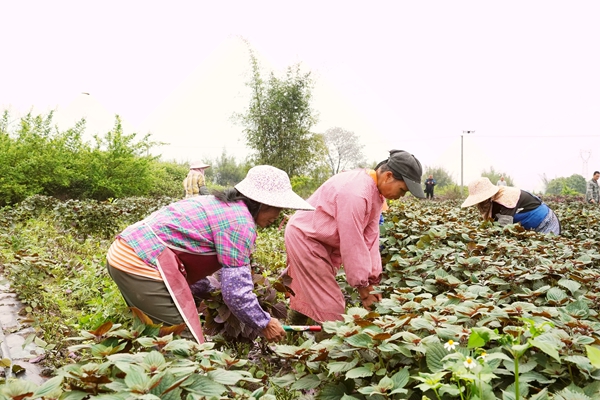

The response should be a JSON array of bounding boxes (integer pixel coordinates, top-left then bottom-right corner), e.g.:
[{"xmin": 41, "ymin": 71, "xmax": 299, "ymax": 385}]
[{"xmin": 534, "ymin": 209, "xmax": 561, "ymax": 235}]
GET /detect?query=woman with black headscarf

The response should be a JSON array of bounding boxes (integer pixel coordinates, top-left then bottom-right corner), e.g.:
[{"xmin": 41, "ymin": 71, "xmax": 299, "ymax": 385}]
[{"xmin": 283, "ymin": 150, "xmax": 425, "ymax": 324}]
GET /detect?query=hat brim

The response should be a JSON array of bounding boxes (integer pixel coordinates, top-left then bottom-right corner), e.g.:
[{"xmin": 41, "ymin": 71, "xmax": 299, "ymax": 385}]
[
  {"xmin": 234, "ymin": 181, "xmax": 315, "ymax": 211},
  {"xmin": 461, "ymin": 186, "xmax": 499, "ymax": 208},
  {"xmin": 190, "ymin": 163, "xmax": 210, "ymax": 169},
  {"xmin": 405, "ymin": 178, "xmax": 425, "ymax": 199}
]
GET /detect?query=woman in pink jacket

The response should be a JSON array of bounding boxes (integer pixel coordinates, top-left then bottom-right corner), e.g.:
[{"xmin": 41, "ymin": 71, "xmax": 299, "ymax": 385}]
[{"xmin": 284, "ymin": 150, "xmax": 425, "ymax": 324}]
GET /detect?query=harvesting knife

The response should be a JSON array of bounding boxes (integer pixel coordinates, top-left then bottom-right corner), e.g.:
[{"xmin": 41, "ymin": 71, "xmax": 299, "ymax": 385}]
[{"xmin": 283, "ymin": 325, "xmax": 322, "ymax": 332}]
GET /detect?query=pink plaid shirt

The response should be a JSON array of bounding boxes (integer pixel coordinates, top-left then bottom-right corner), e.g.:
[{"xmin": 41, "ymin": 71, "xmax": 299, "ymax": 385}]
[{"xmin": 118, "ymin": 196, "xmax": 256, "ymax": 269}]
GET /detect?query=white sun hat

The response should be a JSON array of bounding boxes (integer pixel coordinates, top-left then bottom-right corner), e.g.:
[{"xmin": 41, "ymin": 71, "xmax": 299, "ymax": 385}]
[
  {"xmin": 189, "ymin": 161, "xmax": 210, "ymax": 169},
  {"xmin": 235, "ymin": 165, "xmax": 315, "ymax": 211},
  {"xmin": 461, "ymin": 177, "xmax": 500, "ymax": 208}
]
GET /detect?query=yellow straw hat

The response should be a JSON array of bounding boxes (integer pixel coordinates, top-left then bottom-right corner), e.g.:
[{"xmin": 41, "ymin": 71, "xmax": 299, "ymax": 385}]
[{"xmin": 461, "ymin": 177, "xmax": 500, "ymax": 208}]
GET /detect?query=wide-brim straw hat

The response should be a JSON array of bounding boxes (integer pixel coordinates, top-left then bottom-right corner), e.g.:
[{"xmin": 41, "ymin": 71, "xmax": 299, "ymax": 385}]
[
  {"xmin": 461, "ymin": 177, "xmax": 499, "ymax": 208},
  {"xmin": 189, "ymin": 161, "xmax": 210, "ymax": 169},
  {"xmin": 235, "ymin": 165, "xmax": 315, "ymax": 211}
]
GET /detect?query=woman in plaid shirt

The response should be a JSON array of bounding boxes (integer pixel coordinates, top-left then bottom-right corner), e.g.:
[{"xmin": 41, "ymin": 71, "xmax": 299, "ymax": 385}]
[{"xmin": 107, "ymin": 165, "xmax": 313, "ymax": 344}]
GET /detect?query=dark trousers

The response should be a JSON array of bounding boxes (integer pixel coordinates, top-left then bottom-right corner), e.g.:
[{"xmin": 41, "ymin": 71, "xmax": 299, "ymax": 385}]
[{"xmin": 107, "ymin": 262, "xmax": 184, "ymax": 326}]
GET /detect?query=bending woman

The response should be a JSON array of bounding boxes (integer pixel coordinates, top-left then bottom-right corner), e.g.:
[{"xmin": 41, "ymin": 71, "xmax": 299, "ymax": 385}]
[
  {"xmin": 107, "ymin": 165, "xmax": 314, "ymax": 344},
  {"xmin": 461, "ymin": 177, "xmax": 560, "ymax": 235},
  {"xmin": 284, "ymin": 150, "xmax": 425, "ymax": 323}
]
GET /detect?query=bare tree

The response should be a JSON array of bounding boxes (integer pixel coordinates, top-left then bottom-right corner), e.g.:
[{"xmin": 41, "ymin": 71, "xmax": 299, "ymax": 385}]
[{"xmin": 323, "ymin": 127, "xmax": 365, "ymax": 175}]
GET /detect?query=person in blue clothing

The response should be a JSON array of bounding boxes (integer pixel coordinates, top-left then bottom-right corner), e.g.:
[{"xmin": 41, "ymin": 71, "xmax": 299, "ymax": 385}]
[
  {"xmin": 461, "ymin": 177, "xmax": 560, "ymax": 235},
  {"xmin": 424, "ymin": 175, "xmax": 436, "ymax": 200}
]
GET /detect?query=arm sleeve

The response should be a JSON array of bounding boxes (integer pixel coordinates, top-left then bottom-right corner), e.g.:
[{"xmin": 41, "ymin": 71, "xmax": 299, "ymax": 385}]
[
  {"xmin": 199, "ymin": 186, "xmax": 209, "ymax": 195},
  {"xmin": 586, "ymin": 182, "xmax": 593, "ymax": 202},
  {"xmin": 336, "ymin": 192, "xmax": 382, "ymax": 288},
  {"xmin": 221, "ymin": 267, "xmax": 271, "ymax": 329},
  {"xmin": 368, "ymin": 233, "xmax": 383, "ymax": 285},
  {"xmin": 212, "ymin": 219, "xmax": 270, "ymax": 329}
]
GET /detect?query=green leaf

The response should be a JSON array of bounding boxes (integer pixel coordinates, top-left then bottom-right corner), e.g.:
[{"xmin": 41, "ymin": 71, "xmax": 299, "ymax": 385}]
[
  {"xmin": 467, "ymin": 256, "xmax": 482, "ymax": 265},
  {"xmin": 344, "ymin": 333, "xmax": 373, "ymax": 348},
  {"xmin": 586, "ymin": 345, "xmax": 600, "ymax": 368},
  {"xmin": 439, "ymin": 385, "xmax": 461, "ymax": 397},
  {"xmin": 528, "ymin": 387, "xmax": 549, "ymax": 400},
  {"xmin": 327, "ymin": 358, "xmax": 359, "ymax": 375},
  {"xmin": 123, "ymin": 364, "xmax": 153, "ymax": 390},
  {"xmin": 290, "ymin": 374, "xmax": 321, "ymax": 390},
  {"xmin": 184, "ymin": 375, "xmax": 227, "ymax": 396},
  {"xmin": 207, "ymin": 369, "xmax": 245, "ymax": 385},
  {"xmin": 502, "ymin": 381, "xmax": 530, "ymax": 400},
  {"xmin": 584, "ymin": 381, "xmax": 600, "ymax": 398},
  {"xmin": 565, "ymin": 300, "xmax": 589, "ymax": 318},
  {"xmin": 546, "ymin": 287, "xmax": 567, "ymax": 303},
  {"xmin": 152, "ymin": 372, "xmax": 185, "ymax": 400},
  {"xmin": 318, "ymin": 383, "xmax": 352, "ymax": 400},
  {"xmin": 143, "ymin": 350, "xmax": 167, "ymax": 368},
  {"xmin": 376, "ymin": 375, "xmax": 394, "ymax": 390},
  {"xmin": 563, "ymin": 355, "xmax": 593, "ymax": 372},
  {"xmin": 391, "ymin": 368, "xmax": 410, "ymax": 389},
  {"xmin": 425, "ymin": 342, "xmax": 447, "ymax": 372},
  {"xmin": 346, "ymin": 366, "xmax": 374, "ymax": 379},
  {"xmin": 32, "ymin": 376, "xmax": 63, "ymax": 398},
  {"xmin": 410, "ymin": 317, "xmax": 435, "ymax": 331},
  {"xmin": 468, "ymin": 331, "xmax": 486, "ymax": 348},
  {"xmin": 576, "ymin": 254, "xmax": 593, "ymax": 264},
  {"xmin": 270, "ymin": 373, "xmax": 297, "ymax": 388},
  {"xmin": 61, "ymin": 391, "xmax": 96, "ymax": 400},
  {"xmin": 558, "ymin": 279, "xmax": 581, "ymax": 294},
  {"xmin": 530, "ymin": 338, "xmax": 560, "ymax": 362}
]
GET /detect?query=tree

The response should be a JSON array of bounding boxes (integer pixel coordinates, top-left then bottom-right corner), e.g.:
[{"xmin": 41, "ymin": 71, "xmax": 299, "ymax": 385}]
[
  {"xmin": 481, "ymin": 166, "xmax": 514, "ymax": 186},
  {"xmin": 544, "ymin": 174, "xmax": 586, "ymax": 195},
  {"xmin": 236, "ymin": 45, "xmax": 322, "ymax": 177},
  {"xmin": 322, "ymin": 127, "xmax": 365, "ymax": 175},
  {"xmin": 209, "ymin": 149, "xmax": 249, "ymax": 187},
  {"xmin": 0, "ymin": 110, "xmax": 188, "ymax": 203},
  {"xmin": 422, "ymin": 166, "xmax": 455, "ymax": 188},
  {"xmin": 86, "ymin": 116, "xmax": 159, "ymax": 200}
]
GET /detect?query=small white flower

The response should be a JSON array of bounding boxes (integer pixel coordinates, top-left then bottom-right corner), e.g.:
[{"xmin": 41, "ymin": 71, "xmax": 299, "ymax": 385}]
[
  {"xmin": 444, "ymin": 340, "xmax": 457, "ymax": 351},
  {"xmin": 477, "ymin": 352, "xmax": 487, "ymax": 361},
  {"xmin": 464, "ymin": 357, "xmax": 476, "ymax": 369}
]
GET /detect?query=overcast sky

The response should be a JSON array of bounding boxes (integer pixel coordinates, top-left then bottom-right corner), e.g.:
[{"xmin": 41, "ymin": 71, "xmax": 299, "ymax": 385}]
[{"xmin": 2, "ymin": 1, "xmax": 600, "ymax": 191}]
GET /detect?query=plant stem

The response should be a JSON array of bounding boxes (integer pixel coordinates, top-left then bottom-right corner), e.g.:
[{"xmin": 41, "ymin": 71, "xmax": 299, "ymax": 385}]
[
  {"xmin": 567, "ymin": 363, "xmax": 574, "ymax": 383},
  {"xmin": 457, "ymin": 379, "xmax": 465, "ymax": 400},
  {"xmin": 514, "ymin": 356, "xmax": 520, "ymax": 400}
]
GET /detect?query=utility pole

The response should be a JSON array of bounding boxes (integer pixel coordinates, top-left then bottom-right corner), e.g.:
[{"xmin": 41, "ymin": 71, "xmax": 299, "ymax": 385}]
[
  {"xmin": 461, "ymin": 130, "xmax": 475, "ymax": 196},
  {"xmin": 580, "ymin": 150, "xmax": 591, "ymax": 177}
]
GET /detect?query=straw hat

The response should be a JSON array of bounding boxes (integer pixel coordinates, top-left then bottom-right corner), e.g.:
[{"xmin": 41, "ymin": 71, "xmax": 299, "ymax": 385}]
[
  {"xmin": 235, "ymin": 165, "xmax": 315, "ymax": 210},
  {"xmin": 461, "ymin": 177, "xmax": 499, "ymax": 208},
  {"xmin": 189, "ymin": 161, "xmax": 210, "ymax": 169}
]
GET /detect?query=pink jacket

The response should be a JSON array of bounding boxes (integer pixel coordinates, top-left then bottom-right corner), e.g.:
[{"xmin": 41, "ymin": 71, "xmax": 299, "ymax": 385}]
[{"xmin": 288, "ymin": 169, "xmax": 383, "ymax": 287}]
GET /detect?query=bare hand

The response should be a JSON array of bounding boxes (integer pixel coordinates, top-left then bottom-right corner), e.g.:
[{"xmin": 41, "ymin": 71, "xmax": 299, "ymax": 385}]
[
  {"xmin": 261, "ymin": 318, "xmax": 286, "ymax": 342},
  {"xmin": 357, "ymin": 286, "xmax": 382, "ymax": 310}
]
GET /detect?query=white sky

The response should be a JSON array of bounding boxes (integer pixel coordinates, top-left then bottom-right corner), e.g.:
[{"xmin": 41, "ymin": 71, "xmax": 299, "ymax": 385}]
[{"xmin": 2, "ymin": 1, "xmax": 600, "ymax": 192}]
